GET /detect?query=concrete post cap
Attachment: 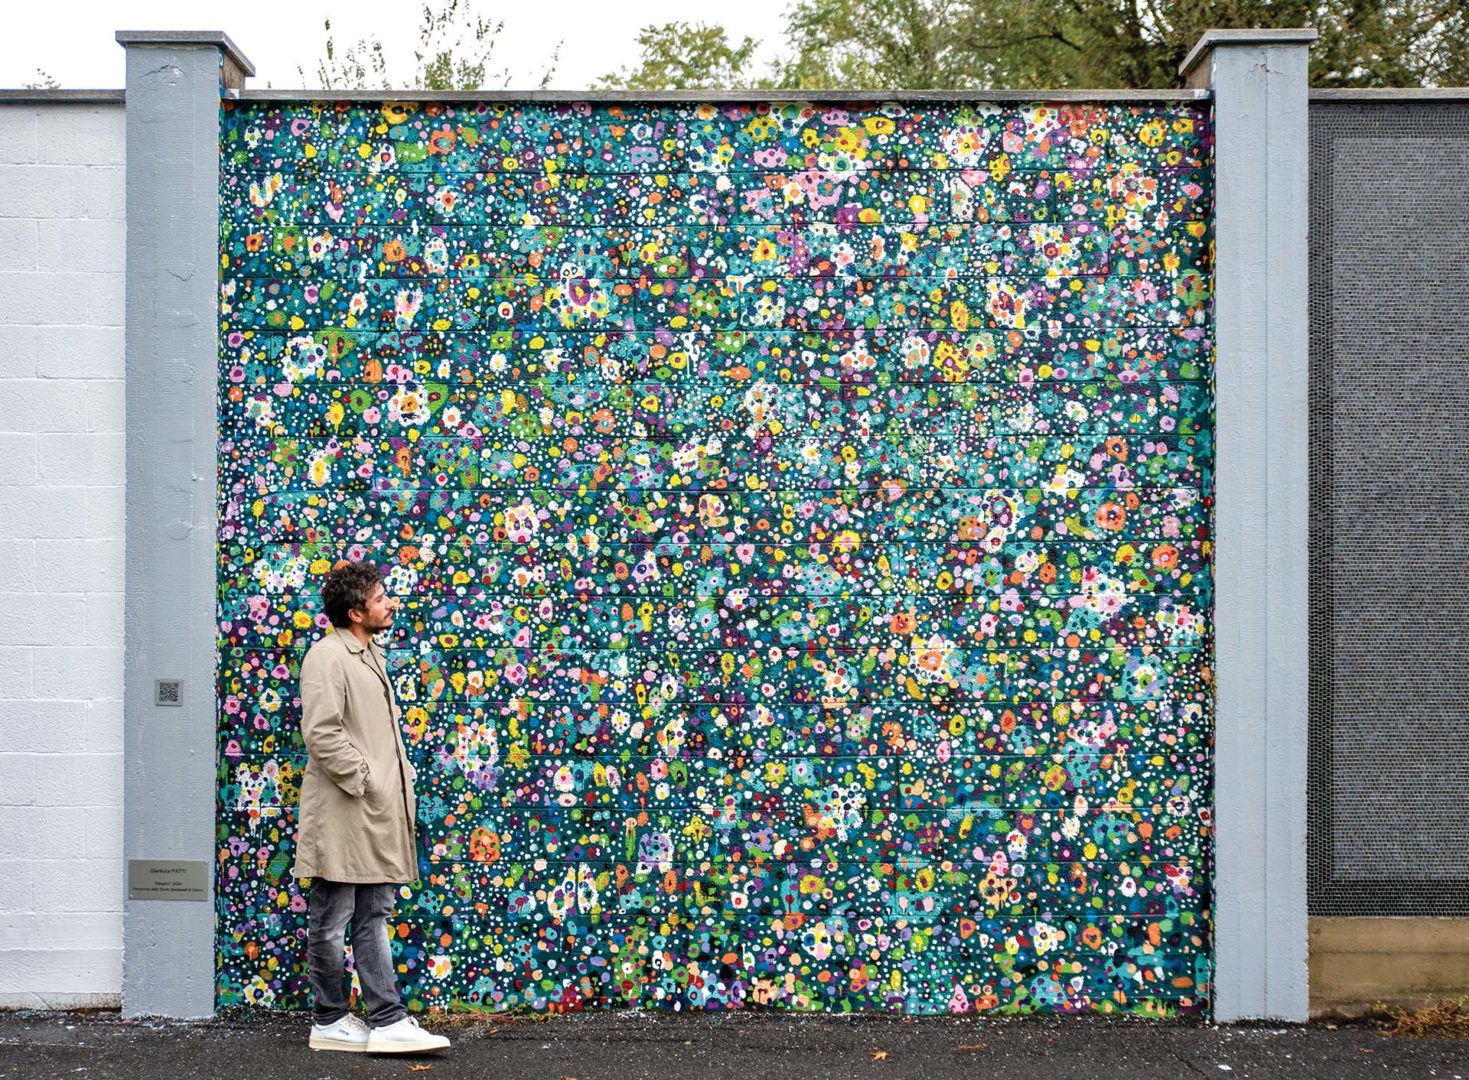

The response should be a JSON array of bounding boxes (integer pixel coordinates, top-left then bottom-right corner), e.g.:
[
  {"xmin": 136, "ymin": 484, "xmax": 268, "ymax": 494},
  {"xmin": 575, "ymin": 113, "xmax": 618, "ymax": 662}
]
[
  {"xmin": 115, "ymin": 30, "xmax": 255, "ymax": 77},
  {"xmin": 1179, "ymin": 27, "xmax": 1318, "ymax": 80}
]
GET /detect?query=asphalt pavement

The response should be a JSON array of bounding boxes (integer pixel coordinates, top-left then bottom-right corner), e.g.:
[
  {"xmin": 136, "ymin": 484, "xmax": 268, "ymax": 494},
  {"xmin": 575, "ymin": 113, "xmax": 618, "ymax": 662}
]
[{"xmin": 1, "ymin": 1009, "xmax": 1465, "ymax": 1080}]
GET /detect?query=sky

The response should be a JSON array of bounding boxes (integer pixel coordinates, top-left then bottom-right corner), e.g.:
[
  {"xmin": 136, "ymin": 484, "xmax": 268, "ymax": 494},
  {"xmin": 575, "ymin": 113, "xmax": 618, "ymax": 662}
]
[{"xmin": 1, "ymin": 0, "xmax": 793, "ymax": 90}]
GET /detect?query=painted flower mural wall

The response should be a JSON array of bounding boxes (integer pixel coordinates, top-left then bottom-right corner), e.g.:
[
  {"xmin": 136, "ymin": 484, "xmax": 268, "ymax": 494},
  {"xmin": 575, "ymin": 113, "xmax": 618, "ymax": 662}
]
[{"xmin": 217, "ymin": 98, "xmax": 1214, "ymax": 1016}]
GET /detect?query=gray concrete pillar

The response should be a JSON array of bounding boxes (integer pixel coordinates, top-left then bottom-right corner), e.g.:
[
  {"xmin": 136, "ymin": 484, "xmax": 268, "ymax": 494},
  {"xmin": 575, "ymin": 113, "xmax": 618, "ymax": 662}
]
[
  {"xmin": 1180, "ymin": 28, "xmax": 1317, "ymax": 1022},
  {"xmin": 115, "ymin": 30, "xmax": 252, "ymax": 1019}
]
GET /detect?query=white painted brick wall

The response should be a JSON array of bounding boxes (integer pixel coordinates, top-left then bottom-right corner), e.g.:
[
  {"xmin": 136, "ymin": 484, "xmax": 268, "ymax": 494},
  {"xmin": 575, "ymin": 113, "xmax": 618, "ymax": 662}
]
[{"xmin": 0, "ymin": 102, "xmax": 126, "ymax": 1010}]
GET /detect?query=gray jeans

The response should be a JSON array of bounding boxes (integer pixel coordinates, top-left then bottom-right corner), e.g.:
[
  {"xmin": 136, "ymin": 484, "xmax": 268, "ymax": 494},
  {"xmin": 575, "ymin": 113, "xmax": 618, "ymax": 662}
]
[{"xmin": 307, "ymin": 880, "xmax": 407, "ymax": 1028}]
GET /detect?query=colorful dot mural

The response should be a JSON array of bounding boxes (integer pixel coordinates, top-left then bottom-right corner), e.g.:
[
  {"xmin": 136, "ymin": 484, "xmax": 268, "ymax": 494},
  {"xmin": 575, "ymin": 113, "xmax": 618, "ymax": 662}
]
[{"xmin": 216, "ymin": 98, "xmax": 1214, "ymax": 1016}]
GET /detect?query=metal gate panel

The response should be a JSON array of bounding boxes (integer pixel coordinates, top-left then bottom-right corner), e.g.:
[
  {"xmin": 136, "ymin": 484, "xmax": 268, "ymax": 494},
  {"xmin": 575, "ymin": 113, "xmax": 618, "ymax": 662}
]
[{"xmin": 1308, "ymin": 101, "xmax": 1469, "ymax": 915}]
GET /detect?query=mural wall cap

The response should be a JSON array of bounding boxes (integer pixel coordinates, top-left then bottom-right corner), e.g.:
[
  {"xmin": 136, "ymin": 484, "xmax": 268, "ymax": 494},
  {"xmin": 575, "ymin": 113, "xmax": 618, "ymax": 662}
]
[
  {"xmin": 1179, "ymin": 27, "xmax": 1318, "ymax": 80},
  {"xmin": 1311, "ymin": 87, "xmax": 1469, "ymax": 102},
  {"xmin": 226, "ymin": 87, "xmax": 1210, "ymax": 104},
  {"xmin": 115, "ymin": 30, "xmax": 255, "ymax": 78},
  {"xmin": 0, "ymin": 89, "xmax": 124, "ymax": 103}
]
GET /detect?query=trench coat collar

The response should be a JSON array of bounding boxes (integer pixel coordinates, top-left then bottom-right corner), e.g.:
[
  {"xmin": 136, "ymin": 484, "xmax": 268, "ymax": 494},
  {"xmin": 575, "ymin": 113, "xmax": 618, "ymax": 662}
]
[
  {"xmin": 332, "ymin": 627, "xmax": 392, "ymax": 693},
  {"xmin": 333, "ymin": 626, "xmax": 371, "ymax": 654}
]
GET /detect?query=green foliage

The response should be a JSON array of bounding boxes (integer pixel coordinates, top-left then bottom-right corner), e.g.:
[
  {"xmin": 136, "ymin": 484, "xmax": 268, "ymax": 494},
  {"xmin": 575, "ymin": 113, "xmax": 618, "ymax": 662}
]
[
  {"xmin": 21, "ymin": 69, "xmax": 59, "ymax": 90},
  {"xmin": 601, "ymin": 0, "xmax": 1469, "ymax": 90},
  {"xmin": 301, "ymin": 0, "xmax": 559, "ymax": 91},
  {"xmin": 593, "ymin": 23, "xmax": 768, "ymax": 90}
]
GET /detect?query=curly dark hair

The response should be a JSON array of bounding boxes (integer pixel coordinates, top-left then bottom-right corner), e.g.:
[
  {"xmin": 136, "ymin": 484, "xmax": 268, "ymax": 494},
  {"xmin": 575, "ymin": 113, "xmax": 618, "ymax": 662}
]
[{"xmin": 321, "ymin": 560, "xmax": 384, "ymax": 628}]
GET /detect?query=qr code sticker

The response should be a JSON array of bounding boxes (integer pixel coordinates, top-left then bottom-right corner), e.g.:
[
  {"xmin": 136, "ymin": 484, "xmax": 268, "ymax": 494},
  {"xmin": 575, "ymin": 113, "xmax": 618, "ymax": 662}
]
[{"xmin": 155, "ymin": 680, "xmax": 183, "ymax": 706}]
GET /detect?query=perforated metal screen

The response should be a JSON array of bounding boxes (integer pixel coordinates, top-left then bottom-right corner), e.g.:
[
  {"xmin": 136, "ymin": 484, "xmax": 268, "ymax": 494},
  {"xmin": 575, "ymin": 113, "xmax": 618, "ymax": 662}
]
[{"xmin": 1308, "ymin": 100, "xmax": 1469, "ymax": 915}]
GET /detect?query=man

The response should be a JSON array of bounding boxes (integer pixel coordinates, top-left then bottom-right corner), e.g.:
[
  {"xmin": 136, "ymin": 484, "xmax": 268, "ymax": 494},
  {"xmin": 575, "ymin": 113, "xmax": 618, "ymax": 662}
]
[{"xmin": 295, "ymin": 560, "xmax": 450, "ymax": 1055}]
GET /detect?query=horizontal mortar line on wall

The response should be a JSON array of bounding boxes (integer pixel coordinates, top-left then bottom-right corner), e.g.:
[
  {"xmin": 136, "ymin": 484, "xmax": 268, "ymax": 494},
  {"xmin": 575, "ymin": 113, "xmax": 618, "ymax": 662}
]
[
  {"xmin": 217, "ymin": 376, "xmax": 1212, "ymax": 388},
  {"xmin": 221, "ymin": 215, "xmax": 1212, "ymax": 228},
  {"xmin": 211, "ymin": 913, "xmax": 1211, "ymax": 929},
  {"xmin": 221, "ymin": 214, "xmax": 1213, "ymax": 229},
  {"xmin": 214, "ymin": 697, "xmax": 1213, "ymax": 709},
  {"xmin": 220, "ymin": 221, "xmax": 1212, "ymax": 235},
  {"xmin": 217, "ymin": 617, "xmax": 1204, "ymax": 634},
  {"xmin": 219, "ymin": 437, "xmax": 1208, "ymax": 448},
  {"xmin": 219, "ymin": 216, "xmax": 1212, "ymax": 228},
  {"xmin": 220, "ymin": 483, "xmax": 1208, "ymax": 494},
  {"xmin": 217, "ymin": 376, "xmax": 1204, "ymax": 387},
  {"xmin": 221, "ymin": 324, "xmax": 1214, "ymax": 335},
  {"xmin": 242, "ymin": 277, "xmax": 1205, "ymax": 294},
  {"xmin": 221, "ymin": 540, "xmax": 1209, "ymax": 551},
  {"xmin": 215, "ymin": 642, "xmax": 1209, "ymax": 655},
  {"xmin": 227, "ymin": 755, "xmax": 1210, "ymax": 770},
  {"xmin": 217, "ymin": 381, "xmax": 1210, "ymax": 393},
  {"xmin": 214, "ymin": 874, "xmax": 1209, "ymax": 893},
  {"xmin": 229, "ymin": 280, "xmax": 1213, "ymax": 298},
  {"xmin": 229, "ymin": 537, "xmax": 1207, "ymax": 549},
  {"xmin": 229, "ymin": 746, "xmax": 1210, "ymax": 764},
  {"xmin": 220, "ymin": 440, "xmax": 1204, "ymax": 455},
  {"xmin": 220, "ymin": 166, "xmax": 1213, "ymax": 181},
  {"xmin": 217, "ymin": 636, "xmax": 1214, "ymax": 651},
  {"xmin": 224, "ymin": 798, "xmax": 1209, "ymax": 814},
  {"xmin": 214, "ymin": 846, "xmax": 1204, "ymax": 864},
  {"xmin": 224, "ymin": 739, "xmax": 1208, "ymax": 755},
  {"xmin": 223, "ymin": 534, "xmax": 1210, "ymax": 543},
  {"xmin": 219, "ymin": 599, "xmax": 1211, "ymax": 612},
  {"xmin": 217, "ymin": 639, "xmax": 1216, "ymax": 652},
  {"xmin": 217, "ymin": 432, "xmax": 1211, "ymax": 445},
  {"xmin": 226, "ymin": 543, "xmax": 1216, "ymax": 561},
  {"xmin": 229, "ymin": 540, "xmax": 1210, "ymax": 558},
  {"xmin": 219, "ymin": 455, "xmax": 1210, "ymax": 468},
  {"xmin": 224, "ymin": 489, "xmax": 1208, "ymax": 502},
  {"xmin": 219, "ymin": 323, "xmax": 1213, "ymax": 336},
  {"xmin": 213, "ymin": 881, "xmax": 1216, "ymax": 899},
  {"xmin": 225, "ymin": 817, "xmax": 1210, "ymax": 832},
  {"xmin": 217, "ymin": 801, "xmax": 1209, "ymax": 814},
  {"xmin": 218, "ymin": 389, "xmax": 1207, "ymax": 404},
  {"xmin": 220, "ymin": 574, "xmax": 1212, "ymax": 587},
  {"xmin": 220, "ymin": 573, "xmax": 1213, "ymax": 589},
  {"xmin": 221, "ymin": 490, "xmax": 1209, "ymax": 504},
  {"xmin": 231, "ymin": 272, "xmax": 1209, "ymax": 287},
  {"xmin": 212, "ymin": 911, "xmax": 1210, "ymax": 924},
  {"xmin": 215, "ymin": 883, "xmax": 1209, "ymax": 901},
  {"xmin": 226, "ymin": 89, "xmax": 1212, "ymax": 105}
]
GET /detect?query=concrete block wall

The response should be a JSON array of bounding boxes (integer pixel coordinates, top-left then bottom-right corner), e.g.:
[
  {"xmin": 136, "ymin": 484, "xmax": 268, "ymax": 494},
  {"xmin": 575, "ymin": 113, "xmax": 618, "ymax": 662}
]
[{"xmin": 0, "ymin": 100, "xmax": 126, "ymax": 1009}]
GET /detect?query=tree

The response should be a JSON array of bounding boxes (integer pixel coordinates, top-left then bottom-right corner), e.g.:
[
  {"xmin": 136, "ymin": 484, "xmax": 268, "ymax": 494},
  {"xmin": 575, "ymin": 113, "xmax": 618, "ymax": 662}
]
[
  {"xmin": 778, "ymin": 0, "xmax": 995, "ymax": 90},
  {"xmin": 300, "ymin": 0, "xmax": 560, "ymax": 91},
  {"xmin": 601, "ymin": 0, "xmax": 1469, "ymax": 90},
  {"xmin": 593, "ymin": 23, "xmax": 767, "ymax": 91}
]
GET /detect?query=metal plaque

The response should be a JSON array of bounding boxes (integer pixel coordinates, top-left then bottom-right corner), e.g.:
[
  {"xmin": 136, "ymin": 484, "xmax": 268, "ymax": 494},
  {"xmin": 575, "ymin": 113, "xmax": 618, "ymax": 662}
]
[{"xmin": 128, "ymin": 859, "xmax": 208, "ymax": 901}]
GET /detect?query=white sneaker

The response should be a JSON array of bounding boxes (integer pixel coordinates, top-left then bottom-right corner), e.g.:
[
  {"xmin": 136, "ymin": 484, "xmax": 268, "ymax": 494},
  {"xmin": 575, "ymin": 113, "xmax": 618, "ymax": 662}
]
[
  {"xmin": 308, "ymin": 1013, "xmax": 371, "ymax": 1052},
  {"xmin": 365, "ymin": 1016, "xmax": 451, "ymax": 1055}
]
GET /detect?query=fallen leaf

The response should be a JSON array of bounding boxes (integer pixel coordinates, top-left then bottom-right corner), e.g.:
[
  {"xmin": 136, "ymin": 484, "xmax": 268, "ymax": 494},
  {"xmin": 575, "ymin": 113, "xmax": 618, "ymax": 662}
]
[
  {"xmin": 957, "ymin": 1042, "xmax": 987, "ymax": 1051},
  {"xmin": 408, "ymin": 1067, "xmax": 433, "ymax": 1074},
  {"xmin": 870, "ymin": 1050, "xmax": 889, "ymax": 1061}
]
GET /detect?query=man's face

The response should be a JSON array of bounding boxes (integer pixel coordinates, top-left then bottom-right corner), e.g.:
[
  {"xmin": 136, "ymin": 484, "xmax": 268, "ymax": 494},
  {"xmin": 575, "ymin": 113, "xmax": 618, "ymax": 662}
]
[{"xmin": 350, "ymin": 583, "xmax": 398, "ymax": 633}]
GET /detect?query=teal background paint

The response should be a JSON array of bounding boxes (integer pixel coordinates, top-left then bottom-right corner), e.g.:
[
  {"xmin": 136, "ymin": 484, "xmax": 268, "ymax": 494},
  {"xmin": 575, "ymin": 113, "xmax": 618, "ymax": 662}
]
[{"xmin": 215, "ymin": 98, "xmax": 1214, "ymax": 1014}]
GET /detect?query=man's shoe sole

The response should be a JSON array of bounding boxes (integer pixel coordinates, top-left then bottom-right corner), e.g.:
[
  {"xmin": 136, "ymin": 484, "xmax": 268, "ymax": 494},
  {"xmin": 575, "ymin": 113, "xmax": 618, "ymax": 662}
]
[
  {"xmin": 365, "ymin": 1040, "xmax": 450, "ymax": 1054},
  {"xmin": 308, "ymin": 1035, "xmax": 369, "ymax": 1053}
]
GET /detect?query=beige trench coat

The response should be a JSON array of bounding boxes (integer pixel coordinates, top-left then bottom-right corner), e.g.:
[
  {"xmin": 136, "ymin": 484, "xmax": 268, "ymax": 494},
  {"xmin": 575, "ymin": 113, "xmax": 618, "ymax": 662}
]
[{"xmin": 292, "ymin": 629, "xmax": 419, "ymax": 884}]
